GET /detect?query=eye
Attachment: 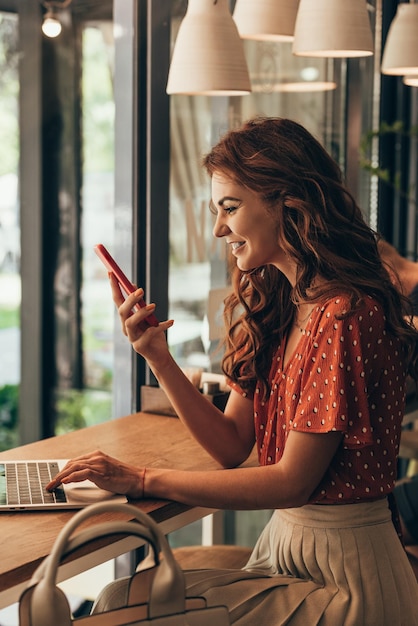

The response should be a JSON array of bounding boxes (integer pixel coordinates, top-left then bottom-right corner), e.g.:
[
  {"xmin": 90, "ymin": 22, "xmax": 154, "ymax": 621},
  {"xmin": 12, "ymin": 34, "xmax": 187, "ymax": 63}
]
[
  {"xmin": 223, "ymin": 203, "xmax": 240, "ymax": 214},
  {"xmin": 209, "ymin": 199, "xmax": 242, "ymax": 215}
]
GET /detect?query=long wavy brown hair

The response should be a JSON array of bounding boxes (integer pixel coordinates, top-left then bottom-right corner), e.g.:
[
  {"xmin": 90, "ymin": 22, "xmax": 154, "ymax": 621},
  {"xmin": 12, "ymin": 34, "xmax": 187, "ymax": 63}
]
[{"xmin": 203, "ymin": 117, "xmax": 418, "ymax": 398}]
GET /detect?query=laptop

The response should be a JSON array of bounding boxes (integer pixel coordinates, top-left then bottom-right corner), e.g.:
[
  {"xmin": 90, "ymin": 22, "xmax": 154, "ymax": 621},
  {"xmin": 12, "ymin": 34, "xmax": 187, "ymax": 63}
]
[{"xmin": 0, "ymin": 459, "xmax": 127, "ymax": 511}]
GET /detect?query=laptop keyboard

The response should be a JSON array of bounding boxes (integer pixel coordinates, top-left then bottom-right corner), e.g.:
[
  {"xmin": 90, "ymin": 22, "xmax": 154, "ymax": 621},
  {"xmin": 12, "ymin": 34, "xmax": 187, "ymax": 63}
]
[{"xmin": 5, "ymin": 461, "xmax": 67, "ymax": 505}]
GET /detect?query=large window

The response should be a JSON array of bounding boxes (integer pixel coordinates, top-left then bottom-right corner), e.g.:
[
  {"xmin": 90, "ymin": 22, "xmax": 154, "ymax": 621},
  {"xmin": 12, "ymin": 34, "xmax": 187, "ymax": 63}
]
[
  {"xmin": 33, "ymin": 4, "xmax": 117, "ymax": 439},
  {"xmin": 0, "ymin": 10, "xmax": 19, "ymax": 451},
  {"xmin": 55, "ymin": 20, "xmax": 116, "ymax": 435},
  {"xmin": 0, "ymin": 2, "xmax": 117, "ymax": 448}
]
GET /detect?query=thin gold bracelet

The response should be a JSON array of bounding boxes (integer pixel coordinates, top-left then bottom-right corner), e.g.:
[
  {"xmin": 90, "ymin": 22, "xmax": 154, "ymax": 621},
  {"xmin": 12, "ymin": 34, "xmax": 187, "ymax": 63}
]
[{"xmin": 141, "ymin": 467, "xmax": 147, "ymax": 499}]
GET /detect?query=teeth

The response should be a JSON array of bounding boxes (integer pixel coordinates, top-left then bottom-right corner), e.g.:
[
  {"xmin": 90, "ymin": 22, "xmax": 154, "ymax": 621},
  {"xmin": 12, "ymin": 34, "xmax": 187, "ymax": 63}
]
[{"xmin": 232, "ymin": 242, "xmax": 244, "ymax": 250}]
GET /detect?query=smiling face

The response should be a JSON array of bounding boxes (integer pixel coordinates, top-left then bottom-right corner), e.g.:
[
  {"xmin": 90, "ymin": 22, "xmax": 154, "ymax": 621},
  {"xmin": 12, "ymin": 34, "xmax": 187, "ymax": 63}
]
[{"xmin": 211, "ymin": 171, "xmax": 296, "ymax": 282}]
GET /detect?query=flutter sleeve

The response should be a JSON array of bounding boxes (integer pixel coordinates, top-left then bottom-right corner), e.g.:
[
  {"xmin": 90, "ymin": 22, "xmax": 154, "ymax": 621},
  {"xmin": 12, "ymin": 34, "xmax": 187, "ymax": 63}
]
[
  {"xmin": 291, "ymin": 298, "xmax": 390, "ymax": 449},
  {"xmin": 227, "ymin": 379, "xmax": 255, "ymax": 400}
]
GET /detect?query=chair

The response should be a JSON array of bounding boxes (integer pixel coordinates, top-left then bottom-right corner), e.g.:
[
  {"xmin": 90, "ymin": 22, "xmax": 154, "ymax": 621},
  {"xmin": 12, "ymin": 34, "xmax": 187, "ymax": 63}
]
[
  {"xmin": 405, "ymin": 544, "xmax": 418, "ymax": 581},
  {"xmin": 172, "ymin": 545, "xmax": 252, "ymax": 570}
]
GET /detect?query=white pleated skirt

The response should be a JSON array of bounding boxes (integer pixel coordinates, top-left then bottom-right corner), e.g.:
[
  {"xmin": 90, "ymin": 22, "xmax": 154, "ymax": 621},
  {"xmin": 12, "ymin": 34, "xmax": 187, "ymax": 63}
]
[{"xmin": 183, "ymin": 499, "xmax": 418, "ymax": 626}]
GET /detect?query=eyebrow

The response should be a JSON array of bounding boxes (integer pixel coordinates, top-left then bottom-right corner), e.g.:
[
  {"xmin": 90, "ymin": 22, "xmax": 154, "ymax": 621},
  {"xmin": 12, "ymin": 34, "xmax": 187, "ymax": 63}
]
[
  {"xmin": 209, "ymin": 196, "xmax": 242, "ymax": 212},
  {"xmin": 218, "ymin": 196, "xmax": 242, "ymax": 206}
]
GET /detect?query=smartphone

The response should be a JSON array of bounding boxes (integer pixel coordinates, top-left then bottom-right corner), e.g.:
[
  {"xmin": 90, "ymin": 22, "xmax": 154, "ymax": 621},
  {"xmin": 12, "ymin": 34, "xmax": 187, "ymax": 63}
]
[{"xmin": 94, "ymin": 243, "xmax": 159, "ymax": 329}]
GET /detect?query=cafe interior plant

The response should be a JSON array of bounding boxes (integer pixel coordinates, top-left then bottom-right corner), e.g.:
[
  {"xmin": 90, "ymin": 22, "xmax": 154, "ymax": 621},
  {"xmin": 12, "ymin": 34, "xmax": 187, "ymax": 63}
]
[{"xmin": 359, "ymin": 119, "xmax": 418, "ymax": 208}]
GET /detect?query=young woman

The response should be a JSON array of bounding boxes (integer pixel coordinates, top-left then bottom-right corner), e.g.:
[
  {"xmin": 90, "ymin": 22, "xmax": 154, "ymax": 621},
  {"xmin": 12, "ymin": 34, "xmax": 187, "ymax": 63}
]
[{"xmin": 48, "ymin": 118, "xmax": 418, "ymax": 625}]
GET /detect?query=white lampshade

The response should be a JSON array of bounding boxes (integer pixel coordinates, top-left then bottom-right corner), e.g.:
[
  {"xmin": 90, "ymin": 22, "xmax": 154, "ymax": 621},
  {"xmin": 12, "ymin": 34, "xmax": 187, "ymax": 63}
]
[
  {"xmin": 381, "ymin": 4, "xmax": 418, "ymax": 76},
  {"xmin": 166, "ymin": 0, "xmax": 251, "ymax": 96},
  {"xmin": 404, "ymin": 75, "xmax": 418, "ymax": 87},
  {"xmin": 292, "ymin": 0, "xmax": 374, "ymax": 58},
  {"xmin": 233, "ymin": 0, "xmax": 299, "ymax": 42}
]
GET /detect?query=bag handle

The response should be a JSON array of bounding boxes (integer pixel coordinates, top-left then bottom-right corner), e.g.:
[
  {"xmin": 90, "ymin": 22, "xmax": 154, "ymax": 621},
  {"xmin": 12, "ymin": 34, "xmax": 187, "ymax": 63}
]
[
  {"xmin": 28, "ymin": 502, "xmax": 186, "ymax": 626},
  {"xmin": 30, "ymin": 520, "xmax": 159, "ymax": 585}
]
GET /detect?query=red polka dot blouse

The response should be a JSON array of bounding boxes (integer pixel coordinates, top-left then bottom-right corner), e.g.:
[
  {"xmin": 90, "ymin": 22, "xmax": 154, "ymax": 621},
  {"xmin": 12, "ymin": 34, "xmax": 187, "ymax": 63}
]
[{"xmin": 232, "ymin": 295, "xmax": 408, "ymax": 504}]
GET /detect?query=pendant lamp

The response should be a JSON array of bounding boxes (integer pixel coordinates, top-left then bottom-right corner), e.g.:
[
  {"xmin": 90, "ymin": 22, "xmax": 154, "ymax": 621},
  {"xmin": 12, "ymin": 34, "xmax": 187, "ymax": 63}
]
[
  {"xmin": 233, "ymin": 0, "xmax": 299, "ymax": 42},
  {"xmin": 292, "ymin": 0, "xmax": 374, "ymax": 58},
  {"xmin": 166, "ymin": 0, "xmax": 251, "ymax": 96},
  {"xmin": 41, "ymin": 0, "xmax": 73, "ymax": 38},
  {"xmin": 42, "ymin": 9, "xmax": 62, "ymax": 37},
  {"xmin": 381, "ymin": 4, "xmax": 418, "ymax": 76}
]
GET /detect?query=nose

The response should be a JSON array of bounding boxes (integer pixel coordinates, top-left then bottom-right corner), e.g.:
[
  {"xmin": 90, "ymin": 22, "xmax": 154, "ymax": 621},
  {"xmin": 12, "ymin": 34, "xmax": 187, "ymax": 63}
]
[{"xmin": 212, "ymin": 213, "xmax": 231, "ymax": 239}]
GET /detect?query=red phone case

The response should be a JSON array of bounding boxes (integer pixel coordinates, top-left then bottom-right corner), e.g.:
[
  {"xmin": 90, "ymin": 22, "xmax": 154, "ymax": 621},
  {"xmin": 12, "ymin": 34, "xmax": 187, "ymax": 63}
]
[{"xmin": 94, "ymin": 244, "xmax": 159, "ymax": 328}]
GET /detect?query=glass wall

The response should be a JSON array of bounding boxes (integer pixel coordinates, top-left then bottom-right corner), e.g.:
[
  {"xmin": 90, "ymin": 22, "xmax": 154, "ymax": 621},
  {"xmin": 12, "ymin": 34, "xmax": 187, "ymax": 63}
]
[
  {"xmin": 0, "ymin": 2, "xmax": 117, "ymax": 448},
  {"xmin": 54, "ymin": 19, "xmax": 116, "ymax": 435},
  {"xmin": 0, "ymin": 10, "xmax": 19, "ymax": 451},
  {"xmin": 32, "ymin": 3, "xmax": 116, "ymax": 437}
]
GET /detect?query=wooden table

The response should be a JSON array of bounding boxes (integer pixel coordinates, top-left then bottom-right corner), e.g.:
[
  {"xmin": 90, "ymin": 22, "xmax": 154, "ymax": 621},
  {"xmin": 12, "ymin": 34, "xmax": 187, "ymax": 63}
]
[{"xmin": 0, "ymin": 412, "xmax": 222, "ymax": 608}]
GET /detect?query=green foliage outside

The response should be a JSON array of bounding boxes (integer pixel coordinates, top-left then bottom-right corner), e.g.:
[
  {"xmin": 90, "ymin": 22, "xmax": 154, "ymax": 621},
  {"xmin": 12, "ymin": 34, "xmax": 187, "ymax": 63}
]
[
  {"xmin": 0, "ymin": 14, "xmax": 18, "ymax": 176},
  {"xmin": 54, "ymin": 389, "xmax": 112, "ymax": 435},
  {"xmin": 359, "ymin": 121, "xmax": 418, "ymax": 205},
  {"xmin": 82, "ymin": 27, "xmax": 115, "ymax": 173},
  {"xmin": 0, "ymin": 306, "xmax": 19, "ymax": 330},
  {"xmin": 0, "ymin": 384, "xmax": 19, "ymax": 451},
  {"xmin": 0, "ymin": 385, "xmax": 112, "ymax": 451}
]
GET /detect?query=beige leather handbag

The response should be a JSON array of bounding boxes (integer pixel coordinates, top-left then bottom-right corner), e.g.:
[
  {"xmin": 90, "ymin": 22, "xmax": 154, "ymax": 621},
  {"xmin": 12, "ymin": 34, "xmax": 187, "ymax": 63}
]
[{"xmin": 19, "ymin": 501, "xmax": 230, "ymax": 626}]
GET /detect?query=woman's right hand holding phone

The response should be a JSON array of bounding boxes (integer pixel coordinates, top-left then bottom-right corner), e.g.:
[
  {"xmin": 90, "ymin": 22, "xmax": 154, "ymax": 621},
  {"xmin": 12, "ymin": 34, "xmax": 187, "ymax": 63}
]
[{"xmin": 109, "ymin": 273, "xmax": 174, "ymax": 367}]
